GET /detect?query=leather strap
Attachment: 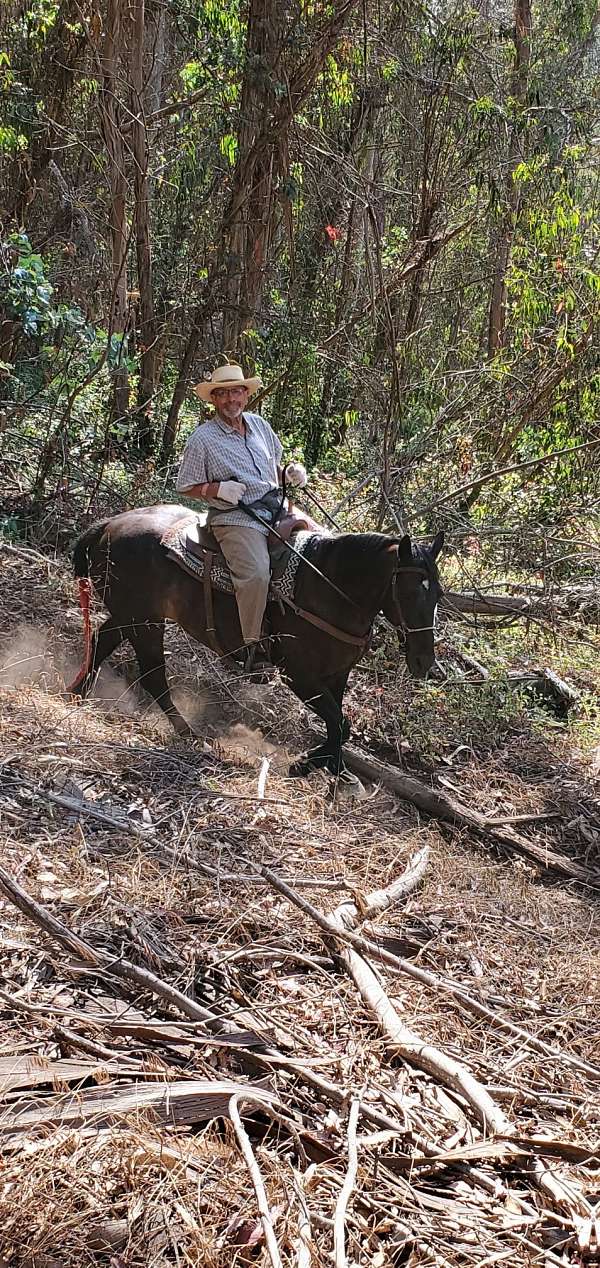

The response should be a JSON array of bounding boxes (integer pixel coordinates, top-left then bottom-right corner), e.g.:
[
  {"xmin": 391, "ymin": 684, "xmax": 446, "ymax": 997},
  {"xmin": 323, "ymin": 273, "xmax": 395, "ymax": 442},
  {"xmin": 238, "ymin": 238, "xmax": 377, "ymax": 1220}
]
[
  {"xmin": 203, "ymin": 551, "xmax": 224, "ymax": 656},
  {"xmin": 280, "ymin": 594, "xmax": 371, "ymax": 649}
]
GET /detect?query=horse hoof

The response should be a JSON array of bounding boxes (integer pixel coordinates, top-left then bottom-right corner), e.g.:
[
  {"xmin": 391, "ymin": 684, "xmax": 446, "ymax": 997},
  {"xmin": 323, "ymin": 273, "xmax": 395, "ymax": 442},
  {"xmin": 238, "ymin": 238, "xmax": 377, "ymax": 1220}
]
[
  {"xmin": 171, "ymin": 716, "xmax": 194, "ymax": 738},
  {"xmin": 328, "ymin": 772, "xmax": 367, "ymax": 802},
  {"xmin": 288, "ymin": 758, "xmax": 312, "ymax": 778}
]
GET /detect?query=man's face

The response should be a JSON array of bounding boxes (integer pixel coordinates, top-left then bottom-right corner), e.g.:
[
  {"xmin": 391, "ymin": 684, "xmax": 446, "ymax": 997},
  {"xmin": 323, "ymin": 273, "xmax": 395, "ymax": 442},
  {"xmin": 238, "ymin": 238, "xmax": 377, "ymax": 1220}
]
[{"xmin": 212, "ymin": 385, "xmax": 249, "ymax": 422}]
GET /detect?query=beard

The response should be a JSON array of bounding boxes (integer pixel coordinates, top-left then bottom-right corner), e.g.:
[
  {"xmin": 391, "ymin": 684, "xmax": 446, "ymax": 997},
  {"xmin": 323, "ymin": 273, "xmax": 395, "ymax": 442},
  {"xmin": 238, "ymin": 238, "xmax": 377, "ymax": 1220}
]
[{"xmin": 218, "ymin": 398, "xmax": 246, "ymax": 423}]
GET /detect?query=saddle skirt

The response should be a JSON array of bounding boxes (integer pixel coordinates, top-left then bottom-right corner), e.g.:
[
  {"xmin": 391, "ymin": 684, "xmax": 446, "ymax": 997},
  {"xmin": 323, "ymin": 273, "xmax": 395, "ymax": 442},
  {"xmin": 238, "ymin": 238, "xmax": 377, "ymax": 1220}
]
[{"xmin": 161, "ymin": 511, "xmax": 321, "ymax": 603}]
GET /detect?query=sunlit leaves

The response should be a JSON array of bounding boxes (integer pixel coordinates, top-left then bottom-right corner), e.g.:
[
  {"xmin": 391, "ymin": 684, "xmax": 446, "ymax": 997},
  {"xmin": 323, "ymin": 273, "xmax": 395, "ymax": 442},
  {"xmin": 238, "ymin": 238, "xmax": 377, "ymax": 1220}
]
[
  {"xmin": 323, "ymin": 53, "xmax": 352, "ymax": 107},
  {"xmin": 0, "ymin": 124, "xmax": 28, "ymax": 152},
  {"xmin": 24, "ymin": 0, "xmax": 59, "ymax": 41},
  {"xmin": 219, "ymin": 132, "xmax": 237, "ymax": 165},
  {"xmin": 180, "ymin": 60, "xmax": 203, "ymax": 90}
]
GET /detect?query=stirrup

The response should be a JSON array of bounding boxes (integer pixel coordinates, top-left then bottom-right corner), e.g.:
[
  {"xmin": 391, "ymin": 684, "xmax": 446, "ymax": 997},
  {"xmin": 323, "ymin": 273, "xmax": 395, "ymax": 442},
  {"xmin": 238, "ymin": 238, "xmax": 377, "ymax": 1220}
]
[{"xmin": 243, "ymin": 641, "xmax": 274, "ymax": 683}]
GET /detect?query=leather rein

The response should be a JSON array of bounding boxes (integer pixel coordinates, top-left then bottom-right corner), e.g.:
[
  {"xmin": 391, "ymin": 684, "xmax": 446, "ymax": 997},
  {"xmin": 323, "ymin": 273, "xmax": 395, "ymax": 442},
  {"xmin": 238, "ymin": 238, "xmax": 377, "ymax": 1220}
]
[
  {"xmin": 239, "ymin": 496, "xmax": 434, "ymax": 650},
  {"xmin": 278, "ymin": 560, "xmax": 434, "ymax": 651}
]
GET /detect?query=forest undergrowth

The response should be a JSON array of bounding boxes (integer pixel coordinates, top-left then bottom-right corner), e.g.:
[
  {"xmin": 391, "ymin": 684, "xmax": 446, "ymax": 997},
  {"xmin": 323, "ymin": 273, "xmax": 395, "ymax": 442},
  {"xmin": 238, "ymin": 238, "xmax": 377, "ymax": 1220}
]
[{"xmin": 0, "ymin": 500, "xmax": 598, "ymax": 1267}]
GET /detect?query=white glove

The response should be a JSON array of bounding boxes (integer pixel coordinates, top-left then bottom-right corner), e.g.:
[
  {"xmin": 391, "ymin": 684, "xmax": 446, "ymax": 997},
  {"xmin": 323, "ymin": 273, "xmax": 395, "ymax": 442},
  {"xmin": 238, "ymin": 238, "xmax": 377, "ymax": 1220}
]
[
  {"xmin": 286, "ymin": 461, "xmax": 308, "ymax": 488},
  {"xmin": 216, "ymin": 480, "xmax": 246, "ymax": 505}
]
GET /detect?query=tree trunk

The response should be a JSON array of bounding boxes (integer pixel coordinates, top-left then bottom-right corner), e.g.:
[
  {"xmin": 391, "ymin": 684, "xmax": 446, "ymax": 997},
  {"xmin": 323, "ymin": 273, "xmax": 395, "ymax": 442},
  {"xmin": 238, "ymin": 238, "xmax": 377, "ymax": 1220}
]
[
  {"xmin": 5, "ymin": 0, "xmax": 85, "ymax": 224},
  {"xmin": 486, "ymin": 0, "xmax": 531, "ymax": 357},
  {"xmin": 159, "ymin": 287, "xmax": 217, "ymax": 468},
  {"xmin": 144, "ymin": 0, "xmax": 168, "ymax": 117},
  {"xmin": 99, "ymin": 0, "xmax": 130, "ymax": 424},
  {"xmin": 131, "ymin": 0, "xmax": 158, "ymax": 452},
  {"xmin": 221, "ymin": 0, "xmax": 285, "ymax": 353},
  {"xmin": 163, "ymin": 0, "xmax": 361, "ymax": 454}
]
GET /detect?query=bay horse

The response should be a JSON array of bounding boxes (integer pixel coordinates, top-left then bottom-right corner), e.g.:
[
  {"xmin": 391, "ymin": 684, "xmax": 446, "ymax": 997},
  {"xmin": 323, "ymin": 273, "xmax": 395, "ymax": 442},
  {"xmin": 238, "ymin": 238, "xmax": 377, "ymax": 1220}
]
[{"xmin": 69, "ymin": 505, "xmax": 443, "ymax": 779}]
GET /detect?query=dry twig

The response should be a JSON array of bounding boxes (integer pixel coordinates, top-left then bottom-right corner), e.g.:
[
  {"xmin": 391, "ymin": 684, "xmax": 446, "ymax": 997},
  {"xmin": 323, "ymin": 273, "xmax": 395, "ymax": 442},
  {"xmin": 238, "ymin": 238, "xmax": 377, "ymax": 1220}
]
[
  {"xmin": 333, "ymin": 1099, "xmax": 360, "ymax": 1268},
  {"xmin": 229, "ymin": 1093, "xmax": 284, "ymax": 1268}
]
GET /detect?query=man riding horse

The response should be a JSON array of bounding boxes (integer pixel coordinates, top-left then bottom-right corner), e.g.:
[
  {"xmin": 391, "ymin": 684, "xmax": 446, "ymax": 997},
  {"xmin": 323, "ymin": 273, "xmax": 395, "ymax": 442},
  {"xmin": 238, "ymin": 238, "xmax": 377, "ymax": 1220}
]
[
  {"xmin": 176, "ymin": 362, "xmax": 307, "ymax": 677},
  {"xmin": 67, "ymin": 362, "xmax": 444, "ymax": 780}
]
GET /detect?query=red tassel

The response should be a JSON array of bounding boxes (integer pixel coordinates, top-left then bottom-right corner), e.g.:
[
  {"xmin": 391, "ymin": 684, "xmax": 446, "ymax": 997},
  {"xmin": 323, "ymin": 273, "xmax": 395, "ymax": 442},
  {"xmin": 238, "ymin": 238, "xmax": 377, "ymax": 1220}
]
[{"xmin": 66, "ymin": 578, "xmax": 93, "ymax": 692}]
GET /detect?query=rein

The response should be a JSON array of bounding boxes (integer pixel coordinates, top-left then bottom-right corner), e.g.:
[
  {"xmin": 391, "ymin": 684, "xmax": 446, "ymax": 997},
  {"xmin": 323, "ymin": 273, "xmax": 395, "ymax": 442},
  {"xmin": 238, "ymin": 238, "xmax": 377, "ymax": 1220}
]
[
  {"xmin": 239, "ymin": 500, "xmax": 364, "ymax": 611},
  {"xmin": 238, "ymin": 498, "xmax": 434, "ymax": 648},
  {"xmin": 278, "ymin": 562, "xmax": 432, "ymax": 649}
]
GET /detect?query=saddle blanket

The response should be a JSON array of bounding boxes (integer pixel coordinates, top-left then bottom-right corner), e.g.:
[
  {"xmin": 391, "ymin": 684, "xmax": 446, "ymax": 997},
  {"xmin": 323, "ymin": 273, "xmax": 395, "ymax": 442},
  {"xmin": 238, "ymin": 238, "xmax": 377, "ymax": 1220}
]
[{"xmin": 162, "ymin": 514, "xmax": 318, "ymax": 604}]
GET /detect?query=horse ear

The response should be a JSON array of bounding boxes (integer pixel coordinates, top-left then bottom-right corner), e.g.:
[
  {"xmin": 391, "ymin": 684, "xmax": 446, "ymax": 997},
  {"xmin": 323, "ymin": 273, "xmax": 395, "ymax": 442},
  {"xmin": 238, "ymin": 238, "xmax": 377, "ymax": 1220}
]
[
  {"xmin": 429, "ymin": 531, "xmax": 444, "ymax": 561},
  {"xmin": 397, "ymin": 533, "xmax": 412, "ymax": 562}
]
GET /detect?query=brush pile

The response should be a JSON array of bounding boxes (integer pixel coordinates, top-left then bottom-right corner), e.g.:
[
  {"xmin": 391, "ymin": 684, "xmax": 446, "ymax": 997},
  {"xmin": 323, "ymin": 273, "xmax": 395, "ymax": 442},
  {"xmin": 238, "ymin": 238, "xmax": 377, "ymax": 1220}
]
[{"xmin": 0, "ymin": 543, "xmax": 598, "ymax": 1267}]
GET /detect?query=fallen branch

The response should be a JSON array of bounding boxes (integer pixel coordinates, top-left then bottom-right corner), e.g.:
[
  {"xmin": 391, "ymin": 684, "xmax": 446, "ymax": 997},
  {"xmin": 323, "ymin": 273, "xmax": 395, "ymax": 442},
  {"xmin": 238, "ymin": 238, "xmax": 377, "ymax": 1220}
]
[
  {"xmin": 259, "ymin": 861, "xmax": 600, "ymax": 1083},
  {"xmin": 2, "ymin": 772, "xmax": 351, "ymax": 891},
  {"xmin": 443, "ymin": 590, "xmax": 533, "ymax": 618},
  {"xmin": 229, "ymin": 1094, "xmax": 284, "ymax": 1268},
  {"xmin": 5, "ymin": 779, "xmax": 156, "ymax": 841},
  {"xmin": 291, "ymin": 1167, "xmax": 314, "ymax": 1268},
  {"xmin": 380, "ymin": 1134, "xmax": 600, "ymax": 1170},
  {"xmin": 333, "ymin": 1100, "xmax": 360, "ymax": 1268},
  {"xmin": 0, "ymin": 860, "xmax": 268, "ymax": 1043},
  {"xmin": 346, "ymin": 845, "xmax": 430, "ymax": 921},
  {"xmin": 261, "ymin": 857, "xmax": 512, "ymax": 1135},
  {"xmin": 0, "ymin": 1077, "xmax": 277, "ymax": 1139},
  {"xmin": 443, "ymin": 588, "xmax": 600, "ymax": 630},
  {"xmin": 343, "ymin": 746, "xmax": 600, "ymax": 889},
  {"xmin": 332, "ymin": 868, "xmax": 511, "ymax": 1137}
]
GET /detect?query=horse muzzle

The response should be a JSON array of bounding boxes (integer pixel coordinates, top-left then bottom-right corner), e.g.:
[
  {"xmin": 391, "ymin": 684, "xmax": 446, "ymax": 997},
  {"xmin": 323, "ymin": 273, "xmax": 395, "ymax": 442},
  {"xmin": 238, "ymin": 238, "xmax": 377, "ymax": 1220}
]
[{"xmin": 402, "ymin": 637, "xmax": 436, "ymax": 680}]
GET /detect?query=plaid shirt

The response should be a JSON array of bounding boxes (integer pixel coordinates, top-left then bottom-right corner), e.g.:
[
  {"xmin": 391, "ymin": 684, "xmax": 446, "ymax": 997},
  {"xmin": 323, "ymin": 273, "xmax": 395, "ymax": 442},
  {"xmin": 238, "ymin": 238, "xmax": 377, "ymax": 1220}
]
[{"xmin": 176, "ymin": 411, "xmax": 284, "ymax": 534}]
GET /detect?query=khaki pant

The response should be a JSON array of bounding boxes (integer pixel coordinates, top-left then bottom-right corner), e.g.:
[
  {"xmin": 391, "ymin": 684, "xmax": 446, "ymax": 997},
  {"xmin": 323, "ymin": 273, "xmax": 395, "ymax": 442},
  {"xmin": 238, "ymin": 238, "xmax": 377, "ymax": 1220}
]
[{"xmin": 212, "ymin": 523, "xmax": 271, "ymax": 644}]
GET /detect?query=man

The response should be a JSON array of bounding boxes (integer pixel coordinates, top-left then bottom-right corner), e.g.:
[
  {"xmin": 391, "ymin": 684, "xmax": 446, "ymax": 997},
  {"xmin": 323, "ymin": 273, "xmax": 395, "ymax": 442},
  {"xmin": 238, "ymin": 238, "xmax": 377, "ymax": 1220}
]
[{"xmin": 176, "ymin": 362, "xmax": 306, "ymax": 675}]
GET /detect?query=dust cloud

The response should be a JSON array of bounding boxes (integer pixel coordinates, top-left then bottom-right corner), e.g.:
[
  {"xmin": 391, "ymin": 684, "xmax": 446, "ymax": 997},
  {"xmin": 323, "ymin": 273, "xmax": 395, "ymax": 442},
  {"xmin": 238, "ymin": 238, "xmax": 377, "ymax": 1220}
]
[
  {"xmin": 0, "ymin": 624, "xmax": 53, "ymax": 688},
  {"xmin": 91, "ymin": 664, "xmax": 140, "ymax": 717},
  {"xmin": 0, "ymin": 622, "xmax": 287, "ymax": 759},
  {"xmin": 224, "ymin": 722, "xmax": 277, "ymax": 758}
]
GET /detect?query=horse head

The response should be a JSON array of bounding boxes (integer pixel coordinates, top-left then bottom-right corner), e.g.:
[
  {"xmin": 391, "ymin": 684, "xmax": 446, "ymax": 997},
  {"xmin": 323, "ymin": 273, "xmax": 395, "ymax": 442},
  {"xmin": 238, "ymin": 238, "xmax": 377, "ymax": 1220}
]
[{"xmin": 381, "ymin": 531, "xmax": 444, "ymax": 678}]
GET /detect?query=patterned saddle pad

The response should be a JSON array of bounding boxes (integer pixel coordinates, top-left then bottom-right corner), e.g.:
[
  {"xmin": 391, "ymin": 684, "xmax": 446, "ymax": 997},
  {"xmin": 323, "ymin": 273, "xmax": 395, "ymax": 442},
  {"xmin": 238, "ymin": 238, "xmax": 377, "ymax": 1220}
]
[{"xmin": 161, "ymin": 514, "xmax": 319, "ymax": 604}]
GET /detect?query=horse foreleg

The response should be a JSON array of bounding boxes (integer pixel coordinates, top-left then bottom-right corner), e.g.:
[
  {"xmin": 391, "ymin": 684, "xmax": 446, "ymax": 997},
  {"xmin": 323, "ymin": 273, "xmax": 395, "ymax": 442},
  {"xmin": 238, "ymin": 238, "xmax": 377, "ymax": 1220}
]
[
  {"xmin": 289, "ymin": 679, "xmax": 350, "ymax": 778},
  {"xmin": 302, "ymin": 717, "xmax": 351, "ymax": 764},
  {"xmin": 67, "ymin": 618, "xmax": 125, "ymax": 698},
  {"xmin": 129, "ymin": 621, "xmax": 192, "ymax": 736}
]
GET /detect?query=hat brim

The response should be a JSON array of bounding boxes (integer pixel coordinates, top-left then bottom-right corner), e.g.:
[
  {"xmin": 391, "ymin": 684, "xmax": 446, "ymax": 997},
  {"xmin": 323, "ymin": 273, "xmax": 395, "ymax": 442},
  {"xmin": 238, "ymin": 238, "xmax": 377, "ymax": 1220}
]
[{"xmin": 193, "ymin": 376, "xmax": 262, "ymax": 402}]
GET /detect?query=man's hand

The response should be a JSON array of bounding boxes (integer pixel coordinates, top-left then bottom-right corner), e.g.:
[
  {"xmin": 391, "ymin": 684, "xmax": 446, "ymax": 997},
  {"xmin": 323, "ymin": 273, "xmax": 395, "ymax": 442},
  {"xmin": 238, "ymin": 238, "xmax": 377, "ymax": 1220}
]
[
  {"xmin": 217, "ymin": 480, "xmax": 247, "ymax": 505},
  {"xmin": 286, "ymin": 462, "xmax": 308, "ymax": 488}
]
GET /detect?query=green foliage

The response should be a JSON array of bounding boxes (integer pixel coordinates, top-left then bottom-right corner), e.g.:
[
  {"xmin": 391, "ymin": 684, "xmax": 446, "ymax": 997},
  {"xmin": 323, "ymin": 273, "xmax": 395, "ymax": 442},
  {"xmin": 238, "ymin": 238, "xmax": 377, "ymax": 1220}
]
[
  {"xmin": 0, "ymin": 0, "xmax": 597, "ymax": 527},
  {"xmin": 0, "ymin": 123, "xmax": 28, "ymax": 152},
  {"xmin": 219, "ymin": 132, "xmax": 237, "ymax": 165},
  {"xmin": 0, "ymin": 234, "xmax": 56, "ymax": 336}
]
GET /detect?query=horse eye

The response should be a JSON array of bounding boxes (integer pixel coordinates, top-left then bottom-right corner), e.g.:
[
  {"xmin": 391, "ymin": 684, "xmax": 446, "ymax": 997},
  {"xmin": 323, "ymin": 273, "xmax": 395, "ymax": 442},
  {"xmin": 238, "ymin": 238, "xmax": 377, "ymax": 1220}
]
[{"xmin": 422, "ymin": 578, "xmax": 430, "ymax": 591}]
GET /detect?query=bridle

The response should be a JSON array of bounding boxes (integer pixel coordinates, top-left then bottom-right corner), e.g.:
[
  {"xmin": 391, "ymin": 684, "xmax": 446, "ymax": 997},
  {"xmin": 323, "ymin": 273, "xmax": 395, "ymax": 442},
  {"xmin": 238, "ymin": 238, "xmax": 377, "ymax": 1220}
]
[
  {"xmin": 238, "ymin": 501, "xmax": 438, "ymax": 649},
  {"xmin": 388, "ymin": 562, "xmax": 438, "ymax": 637}
]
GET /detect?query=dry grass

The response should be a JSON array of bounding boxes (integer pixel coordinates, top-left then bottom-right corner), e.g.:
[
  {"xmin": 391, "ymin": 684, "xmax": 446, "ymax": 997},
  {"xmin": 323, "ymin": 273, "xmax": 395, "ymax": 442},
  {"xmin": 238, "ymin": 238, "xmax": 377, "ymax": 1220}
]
[{"xmin": 0, "ymin": 542, "xmax": 598, "ymax": 1266}]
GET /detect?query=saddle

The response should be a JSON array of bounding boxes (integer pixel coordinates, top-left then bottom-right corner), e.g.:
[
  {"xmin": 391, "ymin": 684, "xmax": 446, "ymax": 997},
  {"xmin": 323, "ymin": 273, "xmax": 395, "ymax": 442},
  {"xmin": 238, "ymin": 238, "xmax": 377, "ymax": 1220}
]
[
  {"xmin": 162, "ymin": 506, "xmax": 324, "ymax": 659},
  {"xmin": 162, "ymin": 511, "xmax": 370, "ymax": 659},
  {"xmin": 184, "ymin": 507, "xmax": 321, "ymax": 566}
]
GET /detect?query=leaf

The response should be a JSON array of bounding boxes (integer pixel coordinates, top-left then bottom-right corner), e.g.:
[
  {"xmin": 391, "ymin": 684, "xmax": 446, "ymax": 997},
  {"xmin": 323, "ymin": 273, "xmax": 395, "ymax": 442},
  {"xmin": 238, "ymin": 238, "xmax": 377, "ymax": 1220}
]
[{"xmin": 219, "ymin": 132, "xmax": 237, "ymax": 165}]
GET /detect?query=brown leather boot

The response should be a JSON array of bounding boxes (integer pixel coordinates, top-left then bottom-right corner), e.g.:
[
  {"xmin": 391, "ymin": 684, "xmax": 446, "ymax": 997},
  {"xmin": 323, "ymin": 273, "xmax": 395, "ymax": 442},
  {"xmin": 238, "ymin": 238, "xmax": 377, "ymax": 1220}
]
[{"xmin": 243, "ymin": 640, "xmax": 274, "ymax": 683}]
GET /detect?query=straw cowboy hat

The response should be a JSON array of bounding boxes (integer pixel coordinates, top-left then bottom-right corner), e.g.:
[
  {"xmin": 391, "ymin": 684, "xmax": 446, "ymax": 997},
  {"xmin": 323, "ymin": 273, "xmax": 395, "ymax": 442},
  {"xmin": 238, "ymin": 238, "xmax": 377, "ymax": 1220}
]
[{"xmin": 193, "ymin": 363, "xmax": 262, "ymax": 402}]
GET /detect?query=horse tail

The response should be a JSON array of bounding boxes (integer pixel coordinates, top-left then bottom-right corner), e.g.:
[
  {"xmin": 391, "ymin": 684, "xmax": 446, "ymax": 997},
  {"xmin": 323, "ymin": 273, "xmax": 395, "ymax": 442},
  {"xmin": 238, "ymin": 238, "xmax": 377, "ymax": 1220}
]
[
  {"xmin": 67, "ymin": 520, "xmax": 108, "ymax": 692},
  {"xmin": 73, "ymin": 519, "xmax": 108, "ymax": 579}
]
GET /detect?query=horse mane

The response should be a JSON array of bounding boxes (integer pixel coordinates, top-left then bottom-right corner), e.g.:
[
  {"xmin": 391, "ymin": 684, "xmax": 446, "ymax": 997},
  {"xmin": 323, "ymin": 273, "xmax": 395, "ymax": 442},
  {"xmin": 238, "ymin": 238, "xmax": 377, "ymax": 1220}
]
[
  {"xmin": 307, "ymin": 531, "xmax": 432, "ymax": 568},
  {"xmin": 303, "ymin": 530, "xmax": 439, "ymax": 604},
  {"xmin": 303, "ymin": 531, "xmax": 399, "ymax": 600}
]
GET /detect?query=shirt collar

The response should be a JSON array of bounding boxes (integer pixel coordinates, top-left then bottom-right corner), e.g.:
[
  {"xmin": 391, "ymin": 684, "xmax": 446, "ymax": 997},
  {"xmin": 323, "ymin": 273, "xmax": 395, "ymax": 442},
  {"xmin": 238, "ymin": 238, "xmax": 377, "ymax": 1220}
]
[{"xmin": 213, "ymin": 411, "xmax": 253, "ymax": 435}]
